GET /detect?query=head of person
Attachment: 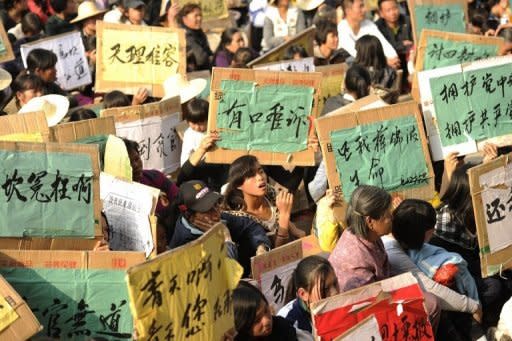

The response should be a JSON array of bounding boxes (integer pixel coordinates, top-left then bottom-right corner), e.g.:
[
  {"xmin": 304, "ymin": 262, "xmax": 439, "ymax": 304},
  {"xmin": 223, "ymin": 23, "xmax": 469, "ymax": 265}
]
[
  {"xmin": 344, "ymin": 64, "xmax": 371, "ymax": 99},
  {"xmin": 284, "ymin": 44, "xmax": 309, "ymax": 60},
  {"xmin": 183, "ymin": 97, "xmax": 208, "ymax": 132},
  {"xmin": 346, "ymin": 185, "xmax": 392, "ymax": 240},
  {"xmin": 68, "ymin": 108, "xmax": 97, "ymax": 122},
  {"xmin": 224, "ymin": 155, "xmax": 267, "ymax": 210},
  {"xmin": 50, "ymin": 0, "xmax": 76, "ymax": 16},
  {"xmin": 217, "ymin": 28, "xmax": 245, "ymax": 55},
  {"xmin": 26, "ymin": 48, "xmax": 58, "ymax": 83},
  {"xmin": 5, "ymin": 0, "xmax": 28, "ymax": 14},
  {"xmin": 72, "ymin": 1, "xmax": 106, "ymax": 35},
  {"xmin": 123, "ymin": 138, "xmax": 143, "ymax": 182},
  {"xmin": 103, "ymin": 90, "xmax": 131, "ymax": 109},
  {"xmin": 231, "ymin": 47, "xmax": 255, "ymax": 68},
  {"xmin": 498, "ymin": 27, "xmax": 512, "ymax": 43},
  {"xmin": 177, "ymin": 180, "xmax": 223, "ymax": 231},
  {"xmin": 288, "ymin": 256, "xmax": 339, "ymax": 307},
  {"xmin": 441, "ymin": 163, "xmax": 475, "ymax": 228},
  {"xmin": 270, "ymin": 0, "xmax": 290, "ymax": 8},
  {"xmin": 392, "ymin": 199, "xmax": 436, "ymax": 251},
  {"xmin": 378, "ymin": 0, "xmax": 399, "ymax": 25},
  {"xmin": 12, "ymin": 73, "xmax": 43, "ymax": 108},
  {"xmin": 124, "ymin": 0, "xmax": 145, "ymax": 25},
  {"xmin": 355, "ymin": 35, "xmax": 387, "ymax": 70},
  {"xmin": 313, "ymin": 5, "xmax": 337, "ymax": 26},
  {"xmin": 21, "ymin": 12, "xmax": 42, "ymax": 37},
  {"xmin": 177, "ymin": 3, "xmax": 202, "ymax": 30},
  {"xmin": 315, "ymin": 19, "xmax": 339, "ymax": 50},
  {"xmin": 342, "ymin": 0, "xmax": 366, "ymax": 23},
  {"xmin": 233, "ymin": 281, "xmax": 273, "ymax": 339}
]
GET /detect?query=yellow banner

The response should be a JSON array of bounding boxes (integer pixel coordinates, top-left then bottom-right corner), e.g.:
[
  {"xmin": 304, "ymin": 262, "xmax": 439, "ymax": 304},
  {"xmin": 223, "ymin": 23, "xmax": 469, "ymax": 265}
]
[
  {"xmin": 0, "ymin": 133, "xmax": 43, "ymax": 142},
  {"xmin": 0, "ymin": 295, "xmax": 18, "ymax": 332},
  {"xmin": 186, "ymin": 0, "xmax": 228, "ymax": 20},
  {"xmin": 126, "ymin": 224, "xmax": 243, "ymax": 340}
]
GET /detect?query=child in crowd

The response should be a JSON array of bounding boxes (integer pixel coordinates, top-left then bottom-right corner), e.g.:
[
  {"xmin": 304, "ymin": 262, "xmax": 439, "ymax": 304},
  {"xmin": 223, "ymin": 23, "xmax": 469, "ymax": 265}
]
[
  {"xmin": 11, "ymin": 73, "xmax": 42, "ymax": 109},
  {"xmin": 278, "ymin": 256, "xmax": 340, "ymax": 340},
  {"xmin": 233, "ymin": 281, "xmax": 297, "ymax": 340},
  {"xmin": 180, "ymin": 97, "xmax": 208, "ymax": 166}
]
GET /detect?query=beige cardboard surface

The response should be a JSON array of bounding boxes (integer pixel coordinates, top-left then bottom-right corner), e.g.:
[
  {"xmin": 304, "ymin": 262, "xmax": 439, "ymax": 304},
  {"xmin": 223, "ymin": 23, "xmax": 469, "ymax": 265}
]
[
  {"xmin": 0, "ymin": 111, "xmax": 49, "ymax": 142},
  {"xmin": 100, "ymin": 95, "xmax": 181, "ymax": 121},
  {"xmin": 50, "ymin": 116, "xmax": 116, "ymax": 143},
  {"xmin": 206, "ymin": 67, "xmax": 321, "ymax": 166},
  {"xmin": 0, "ymin": 20, "xmax": 14, "ymax": 63}
]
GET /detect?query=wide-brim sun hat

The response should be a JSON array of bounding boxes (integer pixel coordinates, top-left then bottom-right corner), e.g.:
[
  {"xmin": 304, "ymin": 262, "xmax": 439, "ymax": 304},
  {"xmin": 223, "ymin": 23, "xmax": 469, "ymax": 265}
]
[
  {"xmin": 18, "ymin": 94, "xmax": 70, "ymax": 127},
  {"xmin": 162, "ymin": 74, "xmax": 207, "ymax": 104},
  {"xmin": 0, "ymin": 68, "xmax": 12, "ymax": 91},
  {"xmin": 70, "ymin": 1, "xmax": 107, "ymax": 23},
  {"xmin": 296, "ymin": 0, "xmax": 325, "ymax": 11}
]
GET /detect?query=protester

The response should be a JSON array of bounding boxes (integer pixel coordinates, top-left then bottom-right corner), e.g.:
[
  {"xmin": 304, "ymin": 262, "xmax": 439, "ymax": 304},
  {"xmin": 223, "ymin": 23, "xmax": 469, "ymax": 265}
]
[
  {"xmin": 45, "ymin": 0, "xmax": 77, "ymax": 35},
  {"xmin": 214, "ymin": 28, "xmax": 246, "ymax": 67},
  {"xmin": 0, "ymin": 0, "xmax": 28, "ymax": 32},
  {"xmin": 313, "ymin": 19, "xmax": 350, "ymax": 66},
  {"xmin": 262, "ymin": 0, "xmax": 305, "ymax": 52},
  {"xmin": 120, "ymin": 0, "xmax": 146, "ymax": 25},
  {"xmin": 27, "ymin": 0, "xmax": 53, "ymax": 24},
  {"xmin": 11, "ymin": 73, "xmax": 42, "ymax": 109},
  {"xmin": 354, "ymin": 35, "xmax": 397, "ymax": 88}
]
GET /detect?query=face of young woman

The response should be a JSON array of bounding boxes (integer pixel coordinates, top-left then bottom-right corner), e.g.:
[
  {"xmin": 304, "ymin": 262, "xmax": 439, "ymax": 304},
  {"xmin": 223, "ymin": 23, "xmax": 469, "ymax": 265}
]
[
  {"xmin": 325, "ymin": 32, "xmax": 339, "ymax": 50},
  {"xmin": 226, "ymin": 32, "xmax": 245, "ymax": 54},
  {"xmin": 37, "ymin": 67, "xmax": 57, "ymax": 83},
  {"xmin": 300, "ymin": 271, "xmax": 340, "ymax": 306},
  {"xmin": 238, "ymin": 163, "xmax": 267, "ymax": 197},
  {"xmin": 251, "ymin": 302, "xmax": 273, "ymax": 337},
  {"xmin": 182, "ymin": 8, "xmax": 202, "ymax": 30},
  {"xmin": 16, "ymin": 88, "xmax": 42, "ymax": 106}
]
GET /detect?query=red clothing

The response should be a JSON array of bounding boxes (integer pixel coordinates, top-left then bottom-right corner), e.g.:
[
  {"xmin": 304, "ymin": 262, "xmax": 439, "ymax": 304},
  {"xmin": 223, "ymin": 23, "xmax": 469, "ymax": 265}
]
[
  {"xmin": 28, "ymin": 0, "xmax": 54, "ymax": 24},
  {"xmin": 329, "ymin": 229, "xmax": 390, "ymax": 292}
]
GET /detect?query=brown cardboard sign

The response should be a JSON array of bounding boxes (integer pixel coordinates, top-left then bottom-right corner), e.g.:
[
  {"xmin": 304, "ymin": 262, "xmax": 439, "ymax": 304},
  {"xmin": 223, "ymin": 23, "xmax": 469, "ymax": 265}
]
[
  {"xmin": 315, "ymin": 101, "xmax": 435, "ymax": 221},
  {"xmin": 96, "ymin": 21, "xmax": 186, "ymax": 97},
  {"xmin": 468, "ymin": 154, "xmax": 512, "ymax": 278},
  {"xmin": 50, "ymin": 116, "xmax": 116, "ymax": 143},
  {"xmin": 0, "ymin": 20, "xmax": 14, "ymax": 64},
  {"xmin": 206, "ymin": 67, "xmax": 321, "ymax": 166},
  {"xmin": 0, "ymin": 111, "xmax": 49, "ymax": 142}
]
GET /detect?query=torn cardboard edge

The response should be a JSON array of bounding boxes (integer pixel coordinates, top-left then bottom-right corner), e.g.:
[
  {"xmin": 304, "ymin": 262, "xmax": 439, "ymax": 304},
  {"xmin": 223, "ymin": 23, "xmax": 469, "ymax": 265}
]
[
  {"xmin": 314, "ymin": 101, "xmax": 435, "ymax": 222},
  {"xmin": 206, "ymin": 67, "xmax": 322, "ymax": 166},
  {"xmin": 95, "ymin": 21, "xmax": 186, "ymax": 98},
  {"xmin": 50, "ymin": 116, "xmax": 116, "ymax": 143},
  {"xmin": 468, "ymin": 153, "xmax": 512, "ymax": 278},
  {"xmin": 100, "ymin": 95, "xmax": 182, "ymax": 122},
  {"xmin": 0, "ymin": 19, "xmax": 15, "ymax": 64},
  {"xmin": 316, "ymin": 63, "xmax": 349, "ymax": 115},
  {"xmin": 0, "ymin": 111, "xmax": 49, "ymax": 142}
]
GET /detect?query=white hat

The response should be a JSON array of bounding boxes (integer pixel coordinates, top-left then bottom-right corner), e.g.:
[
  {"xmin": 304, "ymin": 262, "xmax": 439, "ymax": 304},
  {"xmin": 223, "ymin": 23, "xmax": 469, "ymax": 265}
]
[
  {"xmin": 0, "ymin": 68, "xmax": 12, "ymax": 91},
  {"xmin": 18, "ymin": 95, "xmax": 69, "ymax": 127},
  {"xmin": 70, "ymin": 1, "xmax": 107, "ymax": 24},
  {"xmin": 162, "ymin": 74, "xmax": 207, "ymax": 103},
  {"xmin": 296, "ymin": 0, "xmax": 325, "ymax": 11}
]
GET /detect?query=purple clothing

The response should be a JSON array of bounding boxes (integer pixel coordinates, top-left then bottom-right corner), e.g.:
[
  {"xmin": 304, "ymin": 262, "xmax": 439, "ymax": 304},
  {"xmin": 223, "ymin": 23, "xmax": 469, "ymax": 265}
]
[
  {"xmin": 214, "ymin": 50, "xmax": 234, "ymax": 67},
  {"xmin": 329, "ymin": 229, "xmax": 390, "ymax": 292},
  {"xmin": 140, "ymin": 169, "xmax": 179, "ymax": 217}
]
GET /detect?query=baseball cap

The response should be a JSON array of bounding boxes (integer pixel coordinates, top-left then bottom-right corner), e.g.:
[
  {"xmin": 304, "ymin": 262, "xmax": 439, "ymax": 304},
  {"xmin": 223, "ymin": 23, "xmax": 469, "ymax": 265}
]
[
  {"xmin": 179, "ymin": 181, "xmax": 222, "ymax": 213},
  {"xmin": 125, "ymin": 0, "xmax": 145, "ymax": 9}
]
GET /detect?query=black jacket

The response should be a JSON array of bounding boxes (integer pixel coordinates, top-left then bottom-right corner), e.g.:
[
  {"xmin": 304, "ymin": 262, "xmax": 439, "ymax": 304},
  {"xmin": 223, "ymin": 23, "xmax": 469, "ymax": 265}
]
[
  {"xmin": 375, "ymin": 14, "xmax": 413, "ymax": 55},
  {"xmin": 183, "ymin": 26, "xmax": 212, "ymax": 72}
]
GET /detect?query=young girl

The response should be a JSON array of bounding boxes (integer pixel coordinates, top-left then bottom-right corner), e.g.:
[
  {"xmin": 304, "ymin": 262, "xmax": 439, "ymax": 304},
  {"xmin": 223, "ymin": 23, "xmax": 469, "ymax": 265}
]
[
  {"xmin": 11, "ymin": 73, "xmax": 43, "ymax": 109},
  {"xmin": 233, "ymin": 281, "xmax": 297, "ymax": 340},
  {"xmin": 278, "ymin": 256, "xmax": 340, "ymax": 340},
  {"xmin": 354, "ymin": 35, "xmax": 397, "ymax": 89},
  {"xmin": 223, "ymin": 155, "xmax": 304, "ymax": 247}
]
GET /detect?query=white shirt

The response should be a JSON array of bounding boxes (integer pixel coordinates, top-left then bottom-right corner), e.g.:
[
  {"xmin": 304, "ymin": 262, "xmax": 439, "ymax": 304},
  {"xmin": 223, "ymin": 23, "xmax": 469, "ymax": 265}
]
[
  {"xmin": 337, "ymin": 19, "xmax": 398, "ymax": 59},
  {"xmin": 103, "ymin": 7, "xmax": 123, "ymax": 24},
  {"xmin": 180, "ymin": 127, "xmax": 205, "ymax": 166},
  {"xmin": 261, "ymin": 5, "xmax": 300, "ymax": 51}
]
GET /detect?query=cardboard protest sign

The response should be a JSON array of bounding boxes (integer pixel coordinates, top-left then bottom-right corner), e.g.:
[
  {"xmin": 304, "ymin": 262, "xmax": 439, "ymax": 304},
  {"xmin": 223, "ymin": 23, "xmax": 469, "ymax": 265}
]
[
  {"xmin": 125, "ymin": 224, "xmax": 243, "ymax": 340},
  {"xmin": 253, "ymin": 57, "xmax": 316, "ymax": 72},
  {"xmin": 96, "ymin": 22, "xmax": 186, "ymax": 97},
  {"xmin": 316, "ymin": 63, "xmax": 348, "ymax": 116},
  {"xmin": 419, "ymin": 55, "xmax": 512, "ymax": 161},
  {"xmin": 315, "ymin": 101, "xmax": 434, "ymax": 220},
  {"xmin": 468, "ymin": 155, "xmax": 512, "ymax": 277},
  {"xmin": 0, "ymin": 141, "xmax": 101, "ymax": 237},
  {"xmin": 0, "ymin": 250, "xmax": 144, "ymax": 340},
  {"xmin": 407, "ymin": 0, "xmax": 467, "ymax": 43},
  {"xmin": 101, "ymin": 96, "xmax": 182, "ymax": 173},
  {"xmin": 416, "ymin": 29, "xmax": 503, "ymax": 71},
  {"xmin": 172, "ymin": 0, "xmax": 230, "ymax": 29},
  {"xmin": 21, "ymin": 31, "xmax": 91, "ymax": 90},
  {"xmin": 0, "ymin": 111, "xmax": 49, "ymax": 142},
  {"xmin": 0, "ymin": 237, "xmax": 101, "ymax": 251},
  {"xmin": 311, "ymin": 273, "xmax": 433, "ymax": 340},
  {"xmin": 247, "ymin": 27, "xmax": 316, "ymax": 67},
  {"xmin": 335, "ymin": 315, "xmax": 382, "ymax": 341},
  {"xmin": 50, "ymin": 117, "xmax": 116, "ymax": 143},
  {"xmin": 0, "ymin": 20, "xmax": 14, "ymax": 63},
  {"xmin": 0, "ymin": 274, "xmax": 42, "ymax": 339},
  {"xmin": 207, "ymin": 67, "xmax": 321, "ymax": 166},
  {"xmin": 100, "ymin": 173, "xmax": 159, "ymax": 257}
]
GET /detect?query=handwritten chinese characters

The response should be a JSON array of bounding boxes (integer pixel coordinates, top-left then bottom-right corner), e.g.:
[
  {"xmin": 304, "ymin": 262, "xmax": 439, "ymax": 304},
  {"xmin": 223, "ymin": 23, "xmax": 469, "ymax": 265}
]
[
  {"xmin": 480, "ymin": 187, "xmax": 512, "ymax": 253},
  {"xmin": 126, "ymin": 225, "xmax": 243, "ymax": 340},
  {"xmin": 430, "ymin": 61, "xmax": 512, "ymax": 146},
  {"xmin": 216, "ymin": 80, "xmax": 314, "ymax": 153},
  {"xmin": 0, "ymin": 148, "xmax": 95, "ymax": 237},
  {"xmin": 330, "ymin": 115, "xmax": 429, "ymax": 198},
  {"xmin": 20, "ymin": 31, "xmax": 91, "ymax": 90},
  {"xmin": 414, "ymin": 5, "xmax": 465, "ymax": 40}
]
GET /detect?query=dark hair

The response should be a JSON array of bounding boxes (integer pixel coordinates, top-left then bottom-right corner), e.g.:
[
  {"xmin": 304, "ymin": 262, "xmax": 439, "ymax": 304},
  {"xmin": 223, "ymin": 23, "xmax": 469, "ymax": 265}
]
[
  {"xmin": 21, "ymin": 12, "xmax": 42, "ymax": 35},
  {"xmin": 341, "ymin": 0, "xmax": 356, "ymax": 12},
  {"xmin": 183, "ymin": 97, "xmax": 208, "ymax": 123},
  {"xmin": 12, "ymin": 73, "xmax": 43, "ymax": 107},
  {"xmin": 284, "ymin": 45, "xmax": 308, "ymax": 60},
  {"xmin": 215, "ymin": 28, "xmax": 241, "ymax": 55},
  {"xmin": 50, "ymin": 0, "xmax": 69, "ymax": 13},
  {"xmin": 498, "ymin": 27, "xmax": 512, "ymax": 43},
  {"xmin": 177, "ymin": 3, "xmax": 201, "ymax": 27},
  {"xmin": 224, "ymin": 155, "xmax": 262, "ymax": 210},
  {"xmin": 84, "ymin": 35, "xmax": 96, "ymax": 53},
  {"xmin": 313, "ymin": 5, "xmax": 337, "ymax": 26},
  {"xmin": 344, "ymin": 64, "xmax": 371, "ymax": 99},
  {"xmin": 4, "ymin": 0, "xmax": 24, "ymax": 11},
  {"xmin": 103, "ymin": 90, "xmax": 131, "ymax": 109},
  {"xmin": 441, "ymin": 163, "xmax": 476, "ymax": 232},
  {"xmin": 286, "ymin": 256, "xmax": 338, "ymax": 303},
  {"xmin": 315, "ymin": 20, "xmax": 338, "ymax": 45},
  {"xmin": 392, "ymin": 199, "xmax": 436, "ymax": 250},
  {"xmin": 68, "ymin": 108, "xmax": 97, "ymax": 122},
  {"xmin": 377, "ymin": 0, "xmax": 396, "ymax": 9},
  {"xmin": 232, "ymin": 47, "xmax": 254, "ymax": 68},
  {"xmin": 122, "ymin": 138, "xmax": 140, "ymax": 155},
  {"xmin": 355, "ymin": 35, "xmax": 388, "ymax": 85},
  {"xmin": 26, "ymin": 48, "xmax": 57, "ymax": 72},
  {"xmin": 346, "ymin": 185, "xmax": 391, "ymax": 239},
  {"xmin": 233, "ymin": 281, "xmax": 269, "ymax": 338}
]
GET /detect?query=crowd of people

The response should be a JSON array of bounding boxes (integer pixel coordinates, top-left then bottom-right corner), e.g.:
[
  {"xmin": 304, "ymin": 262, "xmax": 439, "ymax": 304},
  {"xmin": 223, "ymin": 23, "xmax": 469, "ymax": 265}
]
[{"xmin": 1, "ymin": 0, "xmax": 512, "ymax": 339}]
